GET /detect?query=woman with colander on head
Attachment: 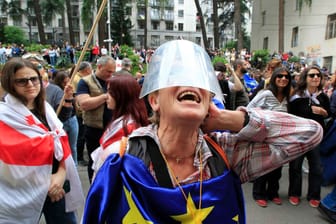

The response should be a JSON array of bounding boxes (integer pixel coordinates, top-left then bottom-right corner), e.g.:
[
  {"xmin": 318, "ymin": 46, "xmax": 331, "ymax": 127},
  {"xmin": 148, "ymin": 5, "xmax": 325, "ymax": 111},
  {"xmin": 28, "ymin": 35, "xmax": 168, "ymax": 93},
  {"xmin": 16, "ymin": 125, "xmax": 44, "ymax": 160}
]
[{"xmin": 83, "ymin": 40, "xmax": 323, "ymax": 224}]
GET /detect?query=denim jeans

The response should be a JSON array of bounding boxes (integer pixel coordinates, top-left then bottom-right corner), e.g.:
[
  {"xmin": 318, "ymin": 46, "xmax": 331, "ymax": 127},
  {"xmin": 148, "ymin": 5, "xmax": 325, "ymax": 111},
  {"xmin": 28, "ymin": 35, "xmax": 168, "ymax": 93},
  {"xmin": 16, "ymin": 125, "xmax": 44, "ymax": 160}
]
[
  {"xmin": 253, "ymin": 166, "xmax": 282, "ymax": 200},
  {"xmin": 63, "ymin": 115, "xmax": 79, "ymax": 165},
  {"xmin": 42, "ymin": 196, "xmax": 77, "ymax": 224},
  {"xmin": 76, "ymin": 115, "xmax": 86, "ymax": 161},
  {"xmin": 288, "ymin": 146, "xmax": 322, "ymax": 200},
  {"xmin": 322, "ymin": 186, "xmax": 336, "ymax": 212}
]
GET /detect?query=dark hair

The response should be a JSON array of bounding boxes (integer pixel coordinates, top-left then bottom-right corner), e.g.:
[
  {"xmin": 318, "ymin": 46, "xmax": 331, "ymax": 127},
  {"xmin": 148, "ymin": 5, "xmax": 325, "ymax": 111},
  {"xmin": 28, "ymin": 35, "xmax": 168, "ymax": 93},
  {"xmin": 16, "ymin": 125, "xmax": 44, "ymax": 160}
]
[
  {"xmin": 268, "ymin": 66, "xmax": 292, "ymax": 100},
  {"xmin": 214, "ymin": 62, "xmax": 226, "ymax": 72},
  {"xmin": 0, "ymin": 57, "xmax": 45, "ymax": 116},
  {"xmin": 295, "ymin": 65, "xmax": 323, "ymax": 95},
  {"xmin": 107, "ymin": 74, "xmax": 149, "ymax": 135},
  {"xmin": 53, "ymin": 70, "xmax": 69, "ymax": 90}
]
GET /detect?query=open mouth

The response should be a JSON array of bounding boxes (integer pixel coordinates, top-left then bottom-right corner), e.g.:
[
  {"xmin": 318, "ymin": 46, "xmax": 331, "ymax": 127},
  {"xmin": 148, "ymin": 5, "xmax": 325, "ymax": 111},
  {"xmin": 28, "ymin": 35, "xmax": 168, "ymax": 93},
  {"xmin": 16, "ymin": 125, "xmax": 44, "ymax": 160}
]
[{"xmin": 177, "ymin": 91, "xmax": 201, "ymax": 103}]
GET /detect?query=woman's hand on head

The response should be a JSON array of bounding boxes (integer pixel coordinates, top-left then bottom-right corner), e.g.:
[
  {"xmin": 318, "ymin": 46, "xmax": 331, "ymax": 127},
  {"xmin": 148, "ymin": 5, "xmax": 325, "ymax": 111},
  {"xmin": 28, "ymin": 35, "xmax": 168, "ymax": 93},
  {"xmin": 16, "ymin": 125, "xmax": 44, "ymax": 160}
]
[{"xmin": 201, "ymin": 103, "xmax": 222, "ymax": 133}]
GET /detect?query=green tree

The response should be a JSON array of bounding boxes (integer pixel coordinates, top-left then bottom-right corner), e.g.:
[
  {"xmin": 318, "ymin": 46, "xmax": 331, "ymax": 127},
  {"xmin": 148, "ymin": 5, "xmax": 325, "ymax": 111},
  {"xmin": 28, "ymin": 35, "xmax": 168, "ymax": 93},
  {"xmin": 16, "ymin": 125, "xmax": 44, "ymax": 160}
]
[
  {"xmin": 40, "ymin": 0, "xmax": 67, "ymax": 44},
  {"xmin": 216, "ymin": 0, "xmax": 251, "ymax": 50},
  {"xmin": 81, "ymin": 0, "xmax": 105, "ymax": 47},
  {"xmin": 31, "ymin": 0, "xmax": 46, "ymax": 44},
  {"xmin": 111, "ymin": 0, "xmax": 133, "ymax": 46},
  {"xmin": 194, "ymin": 0, "xmax": 209, "ymax": 50},
  {"xmin": 3, "ymin": 25, "xmax": 28, "ymax": 45}
]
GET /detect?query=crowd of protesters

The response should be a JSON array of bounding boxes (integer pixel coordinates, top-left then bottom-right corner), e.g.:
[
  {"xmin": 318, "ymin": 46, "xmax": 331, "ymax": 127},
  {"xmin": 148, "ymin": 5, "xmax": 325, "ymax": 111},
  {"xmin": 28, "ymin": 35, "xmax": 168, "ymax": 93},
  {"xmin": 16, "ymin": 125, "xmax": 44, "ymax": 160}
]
[{"xmin": 1, "ymin": 38, "xmax": 336, "ymax": 223}]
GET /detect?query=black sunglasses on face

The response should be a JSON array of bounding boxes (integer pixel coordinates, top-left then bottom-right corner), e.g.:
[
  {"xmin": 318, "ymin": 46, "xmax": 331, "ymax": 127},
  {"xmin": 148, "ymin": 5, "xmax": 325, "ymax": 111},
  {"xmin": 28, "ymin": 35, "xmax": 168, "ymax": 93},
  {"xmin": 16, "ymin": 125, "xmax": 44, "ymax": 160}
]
[
  {"xmin": 276, "ymin": 74, "xmax": 289, "ymax": 79},
  {"xmin": 307, "ymin": 73, "xmax": 321, "ymax": 78},
  {"xmin": 14, "ymin": 76, "xmax": 40, "ymax": 87}
]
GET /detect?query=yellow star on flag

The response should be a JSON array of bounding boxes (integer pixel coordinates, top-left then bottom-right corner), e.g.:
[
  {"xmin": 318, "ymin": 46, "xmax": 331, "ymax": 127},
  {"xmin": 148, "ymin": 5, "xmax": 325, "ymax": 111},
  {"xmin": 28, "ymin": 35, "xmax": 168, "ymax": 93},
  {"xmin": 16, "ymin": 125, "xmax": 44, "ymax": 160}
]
[
  {"xmin": 171, "ymin": 193, "xmax": 214, "ymax": 224},
  {"xmin": 122, "ymin": 186, "xmax": 153, "ymax": 224},
  {"xmin": 232, "ymin": 214, "xmax": 239, "ymax": 223}
]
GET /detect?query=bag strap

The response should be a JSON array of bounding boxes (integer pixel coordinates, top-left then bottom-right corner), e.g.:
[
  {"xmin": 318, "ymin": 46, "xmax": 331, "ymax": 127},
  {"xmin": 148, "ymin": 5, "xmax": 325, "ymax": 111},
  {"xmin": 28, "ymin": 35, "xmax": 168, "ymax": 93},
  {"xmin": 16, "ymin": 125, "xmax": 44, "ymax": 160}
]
[
  {"xmin": 119, "ymin": 136, "xmax": 128, "ymax": 157},
  {"xmin": 203, "ymin": 135, "xmax": 231, "ymax": 170},
  {"xmin": 146, "ymin": 138, "xmax": 174, "ymax": 188}
]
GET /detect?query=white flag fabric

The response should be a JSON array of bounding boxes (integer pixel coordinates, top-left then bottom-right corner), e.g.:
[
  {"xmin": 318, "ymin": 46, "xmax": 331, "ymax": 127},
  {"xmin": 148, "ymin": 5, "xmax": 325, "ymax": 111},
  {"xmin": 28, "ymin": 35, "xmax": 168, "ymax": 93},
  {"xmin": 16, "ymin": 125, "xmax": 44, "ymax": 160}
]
[{"xmin": 0, "ymin": 94, "xmax": 84, "ymax": 224}]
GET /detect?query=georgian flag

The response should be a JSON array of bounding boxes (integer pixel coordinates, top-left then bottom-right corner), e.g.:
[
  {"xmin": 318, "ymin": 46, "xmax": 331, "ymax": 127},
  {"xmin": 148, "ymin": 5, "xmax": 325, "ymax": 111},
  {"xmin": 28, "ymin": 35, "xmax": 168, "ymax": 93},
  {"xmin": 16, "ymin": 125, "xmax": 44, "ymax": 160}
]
[{"xmin": 0, "ymin": 94, "xmax": 84, "ymax": 224}]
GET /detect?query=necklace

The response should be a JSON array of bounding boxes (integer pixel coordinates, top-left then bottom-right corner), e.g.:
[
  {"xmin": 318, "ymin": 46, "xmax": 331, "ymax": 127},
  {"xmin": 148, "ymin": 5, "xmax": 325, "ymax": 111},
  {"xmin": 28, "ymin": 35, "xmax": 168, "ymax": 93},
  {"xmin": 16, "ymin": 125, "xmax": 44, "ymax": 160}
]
[
  {"xmin": 163, "ymin": 152, "xmax": 195, "ymax": 164},
  {"xmin": 160, "ymin": 147, "xmax": 204, "ymax": 221}
]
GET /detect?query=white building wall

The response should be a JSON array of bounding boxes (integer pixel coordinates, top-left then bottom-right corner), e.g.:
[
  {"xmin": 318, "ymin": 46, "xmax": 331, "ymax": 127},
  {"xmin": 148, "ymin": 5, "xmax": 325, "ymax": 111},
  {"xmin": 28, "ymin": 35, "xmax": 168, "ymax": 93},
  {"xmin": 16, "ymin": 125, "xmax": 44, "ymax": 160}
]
[{"xmin": 251, "ymin": 0, "xmax": 336, "ymax": 72}]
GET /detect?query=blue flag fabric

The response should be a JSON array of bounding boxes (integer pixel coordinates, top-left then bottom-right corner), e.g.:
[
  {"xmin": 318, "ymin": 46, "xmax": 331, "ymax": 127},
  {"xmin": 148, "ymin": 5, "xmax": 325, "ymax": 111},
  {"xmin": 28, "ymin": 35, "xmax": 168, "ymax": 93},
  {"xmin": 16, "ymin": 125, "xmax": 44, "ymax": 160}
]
[
  {"xmin": 243, "ymin": 73, "xmax": 258, "ymax": 95},
  {"xmin": 83, "ymin": 153, "xmax": 245, "ymax": 224}
]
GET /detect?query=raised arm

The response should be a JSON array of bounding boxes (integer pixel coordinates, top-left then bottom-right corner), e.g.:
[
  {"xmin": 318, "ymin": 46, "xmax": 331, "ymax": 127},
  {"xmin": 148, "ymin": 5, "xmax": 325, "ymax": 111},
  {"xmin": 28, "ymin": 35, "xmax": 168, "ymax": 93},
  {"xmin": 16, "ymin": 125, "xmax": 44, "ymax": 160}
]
[{"xmin": 203, "ymin": 105, "xmax": 323, "ymax": 183}]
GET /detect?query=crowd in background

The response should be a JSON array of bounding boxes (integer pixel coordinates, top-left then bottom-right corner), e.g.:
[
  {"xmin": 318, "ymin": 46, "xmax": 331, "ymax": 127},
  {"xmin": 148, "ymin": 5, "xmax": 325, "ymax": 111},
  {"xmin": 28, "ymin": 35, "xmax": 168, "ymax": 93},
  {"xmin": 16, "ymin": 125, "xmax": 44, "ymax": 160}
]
[{"xmin": 1, "ymin": 39, "xmax": 336, "ymax": 223}]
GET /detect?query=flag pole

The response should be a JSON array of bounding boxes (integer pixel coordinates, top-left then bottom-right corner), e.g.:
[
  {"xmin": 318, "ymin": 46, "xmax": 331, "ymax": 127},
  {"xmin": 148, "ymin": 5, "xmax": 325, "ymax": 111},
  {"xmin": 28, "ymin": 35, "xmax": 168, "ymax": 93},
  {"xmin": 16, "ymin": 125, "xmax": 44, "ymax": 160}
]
[{"xmin": 56, "ymin": 0, "xmax": 108, "ymax": 116}]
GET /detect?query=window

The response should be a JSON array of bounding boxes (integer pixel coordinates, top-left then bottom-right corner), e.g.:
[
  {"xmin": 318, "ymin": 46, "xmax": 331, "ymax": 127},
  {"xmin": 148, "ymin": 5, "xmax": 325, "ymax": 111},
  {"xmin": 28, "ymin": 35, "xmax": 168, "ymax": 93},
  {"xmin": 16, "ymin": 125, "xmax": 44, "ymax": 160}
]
[
  {"xmin": 178, "ymin": 0, "xmax": 184, "ymax": 4},
  {"xmin": 58, "ymin": 18, "xmax": 63, "ymax": 27},
  {"xmin": 72, "ymin": 18, "xmax": 80, "ymax": 30},
  {"xmin": 178, "ymin": 23, "xmax": 184, "ymax": 31},
  {"xmin": 151, "ymin": 35, "xmax": 160, "ymax": 47},
  {"xmin": 138, "ymin": 20, "xmax": 145, "ymax": 29},
  {"xmin": 263, "ymin": 37, "xmax": 268, "ymax": 49},
  {"xmin": 196, "ymin": 23, "xmax": 201, "ymax": 32},
  {"xmin": 165, "ymin": 36, "xmax": 174, "ymax": 41},
  {"xmin": 326, "ymin": 14, "xmax": 336, "ymax": 39},
  {"xmin": 72, "ymin": 5, "xmax": 79, "ymax": 17},
  {"xmin": 262, "ymin": 11, "xmax": 266, "ymax": 26},
  {"xmin": 152, "ymin": 21, "xmax": 160, "ymax": 30},
  {"xmin": 291, "ymin": 26, "xmax": 299, "ymax": 47},
  {"xmin": 126, "ymin": 7, "xmax": 132, "ymax": 16},
  {"xmin": 13, "ymin": 16, "xmax": 22, "ymax": 26},
  {"xmin": 323, "ymin": 56, "xmax": 332, "ymax": 72},
  {"xmin": 178, "ymin": 10, "xmax": 184, "ymax": 18},
  {"xmin": 166, "ymin": 22, "xmax": 173, "ymax": 30},
  {"xmin": 196, "ymin": 37, "xmax": 201, "ymax": 45},
  {"xmin": 150, "ymin": 8, "xmax": 160, "ymax": 20}
]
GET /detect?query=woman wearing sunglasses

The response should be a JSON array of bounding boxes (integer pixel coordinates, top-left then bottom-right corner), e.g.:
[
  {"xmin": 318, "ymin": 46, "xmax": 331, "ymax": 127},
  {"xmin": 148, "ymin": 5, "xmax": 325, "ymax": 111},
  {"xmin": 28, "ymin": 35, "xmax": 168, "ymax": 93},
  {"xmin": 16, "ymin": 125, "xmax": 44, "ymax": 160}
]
[
  {"xmin": 288, "ymin": 65, "xmax": 331, "ymax": 208},
  {"xmin": 247, "ymin": 66, "xmax": 292, "ymax": 207},
  {"xmin": 0, "ymin": 58, "xmax": 84, "ymax": 223}
]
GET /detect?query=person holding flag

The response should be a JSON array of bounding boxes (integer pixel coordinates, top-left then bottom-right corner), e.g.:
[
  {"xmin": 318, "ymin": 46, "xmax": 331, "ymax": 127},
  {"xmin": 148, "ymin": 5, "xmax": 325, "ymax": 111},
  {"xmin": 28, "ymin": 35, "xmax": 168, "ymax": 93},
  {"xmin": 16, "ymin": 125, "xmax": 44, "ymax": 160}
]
[
  {"xmin": 83, "ymin": 40, "xmax": 323, "ymax": 224},
  {"xmin": 0, "ymin": 58, "xmax": 84, "ymax": 224}
]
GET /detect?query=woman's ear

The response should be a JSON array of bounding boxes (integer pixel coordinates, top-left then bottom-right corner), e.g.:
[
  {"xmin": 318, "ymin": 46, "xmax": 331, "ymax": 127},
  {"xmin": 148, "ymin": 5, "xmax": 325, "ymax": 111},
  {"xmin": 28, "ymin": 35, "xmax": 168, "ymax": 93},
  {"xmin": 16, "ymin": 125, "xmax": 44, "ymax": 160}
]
[{"xmin": 147, "ymin": 93, "xmax": 159, "ymax": 112}]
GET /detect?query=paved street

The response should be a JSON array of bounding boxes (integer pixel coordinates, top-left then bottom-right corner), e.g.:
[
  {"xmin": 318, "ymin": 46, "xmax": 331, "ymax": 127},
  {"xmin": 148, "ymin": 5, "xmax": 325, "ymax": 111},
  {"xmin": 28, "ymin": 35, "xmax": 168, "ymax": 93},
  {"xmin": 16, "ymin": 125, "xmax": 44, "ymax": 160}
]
[{"xmin": 40, "ymin": 162, "xmax": 332, "ymax": 224}]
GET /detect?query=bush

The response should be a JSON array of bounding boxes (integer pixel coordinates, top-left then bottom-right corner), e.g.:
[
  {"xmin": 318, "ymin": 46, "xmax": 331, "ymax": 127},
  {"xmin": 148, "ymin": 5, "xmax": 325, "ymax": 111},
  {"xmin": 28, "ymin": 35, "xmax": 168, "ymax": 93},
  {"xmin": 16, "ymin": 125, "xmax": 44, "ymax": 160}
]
[
  {"xmin": 212, "ymin": 56, "xmax": 228, "ymax": 65},
  {"xmin": 251, "ymin": 49, "xmax": 270, "ymax": 69},
  {"xmin": 3, "ymin": 26, "xmax": 28, "ymax": 46}
]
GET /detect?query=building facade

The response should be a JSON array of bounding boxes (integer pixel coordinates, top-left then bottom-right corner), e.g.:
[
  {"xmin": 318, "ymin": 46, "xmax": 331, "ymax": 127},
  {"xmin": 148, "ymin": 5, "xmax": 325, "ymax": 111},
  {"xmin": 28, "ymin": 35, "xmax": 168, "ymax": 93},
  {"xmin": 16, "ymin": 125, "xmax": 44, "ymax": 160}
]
[
  {"xmin": 127, "ymin": 0, "xmax": 214, "ymax": 49},
  {"xmin": 1, "ymin": 0, "xmax": 215, "ymax": 49},
  {"xmin": 251, "ymin": 0, "xmax": 336, "ymax": 72}
]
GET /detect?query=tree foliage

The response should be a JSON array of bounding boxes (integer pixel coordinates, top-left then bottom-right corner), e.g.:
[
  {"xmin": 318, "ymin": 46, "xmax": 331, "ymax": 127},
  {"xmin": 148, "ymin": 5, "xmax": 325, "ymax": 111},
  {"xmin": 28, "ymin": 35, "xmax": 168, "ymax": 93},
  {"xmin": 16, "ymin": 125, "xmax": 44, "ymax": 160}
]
[
  {"xmin": 110, "ymin": 0, "xmax": 133, "ymax": 46},
  {"xmin": 3, "ymin": 26, "xmax": 28, "ymax": 45},
  {"xmin": 251, "ymin": 49, "xmax": 270, "ymax": 69}
]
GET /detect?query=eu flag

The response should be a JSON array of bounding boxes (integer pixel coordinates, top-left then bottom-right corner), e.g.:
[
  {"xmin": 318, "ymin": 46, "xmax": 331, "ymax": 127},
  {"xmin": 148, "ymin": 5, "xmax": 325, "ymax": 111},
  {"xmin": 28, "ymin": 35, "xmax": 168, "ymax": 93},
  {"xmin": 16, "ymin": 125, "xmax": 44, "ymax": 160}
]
[{"xmin": 83, "ymin": 153, "xmax": 245, "ymax": 224}]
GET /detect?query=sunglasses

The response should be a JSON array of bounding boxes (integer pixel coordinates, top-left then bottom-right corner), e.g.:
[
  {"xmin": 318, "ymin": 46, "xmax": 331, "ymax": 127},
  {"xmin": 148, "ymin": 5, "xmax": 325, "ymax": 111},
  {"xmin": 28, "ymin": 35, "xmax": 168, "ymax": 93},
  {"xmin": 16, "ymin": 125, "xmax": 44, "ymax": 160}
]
[
  {"xmin": 14, "ymin": 76, "xmax": 40, "ymax": 87},
  {"xmin": 36, "ymin": 64, "xmax": 43, "ymax": 70},
  {"xmin": 276, "ymin": 74, "xmax": 289, "ymax": 79},
  {"xmin": 307, "ymin": 73, "xmax": 321, "ymax": 78}
]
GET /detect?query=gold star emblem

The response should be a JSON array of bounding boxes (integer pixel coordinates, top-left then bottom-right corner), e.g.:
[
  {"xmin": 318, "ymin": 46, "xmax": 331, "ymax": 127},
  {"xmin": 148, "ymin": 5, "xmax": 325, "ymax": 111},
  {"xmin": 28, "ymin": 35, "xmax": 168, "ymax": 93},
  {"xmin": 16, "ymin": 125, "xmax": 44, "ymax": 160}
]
[
  {"xmin": 122, "ymin": 186, "xmax": 153, "ymax": 224},
  {"xmin": 171, "ymin": 193, "xmax": 214, "ymax": 224}
]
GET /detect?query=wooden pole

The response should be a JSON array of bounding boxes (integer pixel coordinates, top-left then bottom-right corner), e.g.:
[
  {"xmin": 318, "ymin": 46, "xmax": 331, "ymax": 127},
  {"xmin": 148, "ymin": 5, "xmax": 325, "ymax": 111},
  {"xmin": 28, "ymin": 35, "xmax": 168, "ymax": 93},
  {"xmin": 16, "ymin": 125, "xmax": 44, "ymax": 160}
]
[{"xmin": 56, "ymin": 0, "xmax": 108, "ymax": 115}]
